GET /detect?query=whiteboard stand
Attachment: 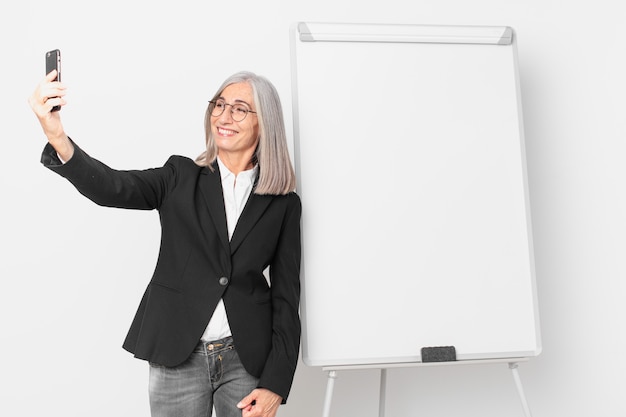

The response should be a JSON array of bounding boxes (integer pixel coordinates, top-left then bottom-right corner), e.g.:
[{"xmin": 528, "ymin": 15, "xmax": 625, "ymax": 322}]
[
  {"xmin": 291, "ymin": 21, "xmax": 540, "ymax": 417},
  {"xmin": 321, "ymin": 358, "xmax": 533, "ymax": 417}
]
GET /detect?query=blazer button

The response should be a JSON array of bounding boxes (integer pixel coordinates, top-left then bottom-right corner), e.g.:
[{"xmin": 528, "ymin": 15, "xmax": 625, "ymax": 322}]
[{"xmin": 219, "ymin": 277, "xmax": 229, "ymax": 286}]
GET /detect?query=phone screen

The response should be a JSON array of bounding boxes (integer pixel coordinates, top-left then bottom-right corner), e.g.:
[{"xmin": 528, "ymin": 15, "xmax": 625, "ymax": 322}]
[{"xmin": 45, "ymin": 49, "xmax": 61, "ymax": 111}]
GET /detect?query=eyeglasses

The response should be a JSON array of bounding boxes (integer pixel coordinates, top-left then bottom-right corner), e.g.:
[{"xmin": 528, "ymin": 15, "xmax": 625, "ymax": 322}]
[{"xmin": 209, "ymin": 99, "xmax": 257, "ymax": 122}]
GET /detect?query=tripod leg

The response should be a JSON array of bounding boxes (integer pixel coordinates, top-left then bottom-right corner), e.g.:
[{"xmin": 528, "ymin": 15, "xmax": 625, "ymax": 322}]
[
  {"xmin": 322, "ymin": 370, "xmax": 338, "ymax": 417},
  {"xmin": 379, "ymin": 369, "xmax": 387, "ymax": 417},
  {"xmin": 509, "ymin": 362, "xmax": 533, "ymax": 417}
]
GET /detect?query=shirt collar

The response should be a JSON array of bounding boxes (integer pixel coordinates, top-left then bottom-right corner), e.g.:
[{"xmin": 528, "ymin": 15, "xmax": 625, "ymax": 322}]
[{"xmin": 217, "ymin": 156, "xmax": 258, "ymax": 185}]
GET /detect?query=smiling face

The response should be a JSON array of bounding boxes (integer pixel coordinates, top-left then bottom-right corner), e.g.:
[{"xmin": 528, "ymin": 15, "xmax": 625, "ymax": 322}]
[{"xmin": 211, "ymin": 82, "xmax": 259, "ymax": 170}]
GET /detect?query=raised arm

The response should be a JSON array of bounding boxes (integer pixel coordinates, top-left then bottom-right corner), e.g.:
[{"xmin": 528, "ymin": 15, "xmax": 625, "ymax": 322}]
[{"xmin": 28, "ymin": 70, "xmax": 74, "ymax": 162}]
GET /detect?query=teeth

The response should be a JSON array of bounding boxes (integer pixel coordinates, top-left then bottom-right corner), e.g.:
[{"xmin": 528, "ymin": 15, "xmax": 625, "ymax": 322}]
[{"xmin": 218, "ymin": 127, "xmax": 236, "ymax": 135}]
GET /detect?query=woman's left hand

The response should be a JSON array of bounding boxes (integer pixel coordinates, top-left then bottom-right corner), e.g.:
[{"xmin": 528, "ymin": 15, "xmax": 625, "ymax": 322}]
[{"xmin": 237, "ymin": 388, "xmax": 282, "ymax": 417}]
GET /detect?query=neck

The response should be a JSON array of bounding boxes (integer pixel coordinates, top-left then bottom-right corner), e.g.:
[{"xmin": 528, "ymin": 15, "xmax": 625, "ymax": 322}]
[{"xmin": 217, "ymin": 151, "xmax": 255, "ymax": 175}]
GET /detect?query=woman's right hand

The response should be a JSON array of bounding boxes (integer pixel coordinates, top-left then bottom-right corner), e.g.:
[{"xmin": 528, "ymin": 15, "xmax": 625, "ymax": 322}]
[{"xmin": 28, "ymin": 70, "xmax": 74, "ymax": 161}]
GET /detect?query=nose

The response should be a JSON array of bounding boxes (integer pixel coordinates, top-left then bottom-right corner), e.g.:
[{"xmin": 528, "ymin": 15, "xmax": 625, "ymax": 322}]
[{"xmin": 218, "ymin": 105, "xmax": 234, "ymax": 123}]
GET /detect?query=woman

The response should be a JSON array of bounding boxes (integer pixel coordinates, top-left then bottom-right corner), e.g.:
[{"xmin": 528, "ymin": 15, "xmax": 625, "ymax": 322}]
[{"xmin": 29, "ymin": 70, "xmax": 301, "ymax": 417}]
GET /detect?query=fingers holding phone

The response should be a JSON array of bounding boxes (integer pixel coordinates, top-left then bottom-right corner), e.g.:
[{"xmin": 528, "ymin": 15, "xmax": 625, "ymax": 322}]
[
  {"xmin": 29, "ymin": 49, "xmax": 73, "ymax": 160},
  {"xmin": 31, "ymin": 48, "xmax": 67, "ymax": 117},
  {"xmin": 32, "ymin": 70, "xmax": 66, "ymax": 111},
  {"xmin": 29, "ymin": 69, "xmax": 67, "ymax": 127}
]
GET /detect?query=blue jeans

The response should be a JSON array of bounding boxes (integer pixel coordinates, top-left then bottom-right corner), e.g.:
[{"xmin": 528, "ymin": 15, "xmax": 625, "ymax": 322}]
[{"xmin": 149, "ymin": 337, "xmax": 259, "ymax": 417}]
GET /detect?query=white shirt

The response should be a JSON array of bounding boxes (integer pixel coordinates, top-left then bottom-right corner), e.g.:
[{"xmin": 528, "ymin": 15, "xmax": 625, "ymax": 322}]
[{"xmin": 200, "ymin": 157, "xmax": 258, "ymax": 342}]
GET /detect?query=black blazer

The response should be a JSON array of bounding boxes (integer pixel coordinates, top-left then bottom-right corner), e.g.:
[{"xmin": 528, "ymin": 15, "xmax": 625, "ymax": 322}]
[{"xmin": 41, "ymin": 142, "xmax": 302, "ymax": 401}]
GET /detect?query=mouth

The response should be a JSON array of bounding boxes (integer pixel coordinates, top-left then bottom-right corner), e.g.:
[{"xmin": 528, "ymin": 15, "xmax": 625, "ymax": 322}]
[{"xmin": 217, "ymin": 127, "xmax": 238, "ymax": 136}]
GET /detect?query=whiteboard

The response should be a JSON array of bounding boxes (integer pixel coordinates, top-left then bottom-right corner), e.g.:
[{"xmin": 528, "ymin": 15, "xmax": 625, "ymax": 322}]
[{"xmin": 290, "ymin": 22, "xmax": 541, "ymax": 367}]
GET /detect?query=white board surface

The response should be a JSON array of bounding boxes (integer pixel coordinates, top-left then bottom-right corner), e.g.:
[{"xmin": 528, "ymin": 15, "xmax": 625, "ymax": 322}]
[{"xmin": 290, "ymin": 22, "xmax": 541, "ymax": 367}]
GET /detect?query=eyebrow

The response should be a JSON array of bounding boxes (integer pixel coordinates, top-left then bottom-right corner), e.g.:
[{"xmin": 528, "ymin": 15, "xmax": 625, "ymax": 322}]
[{"xmin": 217, "ymin": 96, "xmax": 253, "ymax": 108}]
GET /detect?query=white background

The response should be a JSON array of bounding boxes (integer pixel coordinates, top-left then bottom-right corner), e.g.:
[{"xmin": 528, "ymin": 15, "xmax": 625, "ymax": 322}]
[{"xmin": 1, "ymin": 1, "xmax": 624, "ymax": 416}]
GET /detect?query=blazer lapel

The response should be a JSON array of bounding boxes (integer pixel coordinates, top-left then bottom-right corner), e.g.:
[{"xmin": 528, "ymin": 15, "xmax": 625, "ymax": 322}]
[
  {"xmin": 230, "ymin": 193, "xmax": 273, "ymax": 255},
  {"xmin": 199, "ymin": 163, "xmax": 231, "ymax": 254}
]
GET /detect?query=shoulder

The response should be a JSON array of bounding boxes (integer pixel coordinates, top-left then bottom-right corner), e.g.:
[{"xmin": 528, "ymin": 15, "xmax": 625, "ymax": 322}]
[
  {"xmin": 261, "ymin": 190, "xmax": 301, "ymax": 205},
  {"xmin": 285, "ymin": 191, "xmax": 301, "ymax": 206},
  {"xmin": 164, "ymin": 155, "xmax": 201, "ymax": 169},
  {"xmin": 276, "ymin": 191, "xmax": 302, "ymax": 215},
  {"xmin": 162, "ymin": 155, "xmax": 215, "ymax": 178}
]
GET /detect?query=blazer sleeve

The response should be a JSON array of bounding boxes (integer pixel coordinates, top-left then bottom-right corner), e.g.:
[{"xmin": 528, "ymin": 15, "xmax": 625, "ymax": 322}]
[
  {"xmin": 258, "ymin": 193, "xmax": 302, "ymax": 402},
  {"xmin": 41, "ymin": 140, "xmax": 177, "ymax": 210}
]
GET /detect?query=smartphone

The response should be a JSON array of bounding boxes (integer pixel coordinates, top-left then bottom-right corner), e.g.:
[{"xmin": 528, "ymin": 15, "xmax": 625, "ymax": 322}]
[{"xmin": 45, "ymin": 49, "xmax": 61, "ymax": 112}]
